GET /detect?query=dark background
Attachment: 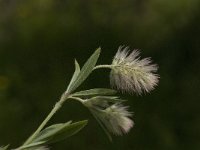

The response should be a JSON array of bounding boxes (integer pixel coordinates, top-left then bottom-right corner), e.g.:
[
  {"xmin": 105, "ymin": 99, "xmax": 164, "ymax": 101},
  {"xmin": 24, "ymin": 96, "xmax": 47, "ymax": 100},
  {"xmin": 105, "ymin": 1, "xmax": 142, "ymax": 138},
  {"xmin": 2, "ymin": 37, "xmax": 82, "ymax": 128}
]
[{"xmin": 0, "ymin": 0, "xmax": 200, "ymax": 150}]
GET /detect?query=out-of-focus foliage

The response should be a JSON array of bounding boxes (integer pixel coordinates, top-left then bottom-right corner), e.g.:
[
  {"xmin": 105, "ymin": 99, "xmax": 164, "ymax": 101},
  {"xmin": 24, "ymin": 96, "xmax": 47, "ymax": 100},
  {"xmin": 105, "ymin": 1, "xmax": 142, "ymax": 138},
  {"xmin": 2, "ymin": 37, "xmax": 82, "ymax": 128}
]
[{"xmin": 0, "ymin": 0, "xmax": 200, "ymax": 150}]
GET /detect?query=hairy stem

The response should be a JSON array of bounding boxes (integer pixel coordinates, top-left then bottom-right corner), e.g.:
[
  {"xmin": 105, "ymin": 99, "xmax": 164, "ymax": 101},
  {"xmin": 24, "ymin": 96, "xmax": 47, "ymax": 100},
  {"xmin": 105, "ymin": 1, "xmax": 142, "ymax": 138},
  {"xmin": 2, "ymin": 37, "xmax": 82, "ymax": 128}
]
[
  {"xmin": 93, "ymin": 65, "xmax": 114, "ymax": 70},
  {"xmin": 69, "ymin": 96, "xmax": 84, "ymax": 103},
  {"xmin": 22, "ymin": 93, "xmax": 70, "ymax": 146}
]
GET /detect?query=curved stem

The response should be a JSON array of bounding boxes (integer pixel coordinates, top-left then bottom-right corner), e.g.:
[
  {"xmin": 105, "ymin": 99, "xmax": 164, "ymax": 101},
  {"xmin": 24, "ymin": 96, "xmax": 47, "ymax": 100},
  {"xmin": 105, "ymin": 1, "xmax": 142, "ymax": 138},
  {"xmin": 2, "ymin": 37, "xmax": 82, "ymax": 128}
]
[
  {"xmin": 22, "ymin": 93, "xmax": 70, "ymax": 146},
  {"xmin": 69, "ymin": 96, "xmax": 84, "ymax": 103},
  {"xmin": 93, "ymin": 65, "xmax": 114, "ymax": 70}
]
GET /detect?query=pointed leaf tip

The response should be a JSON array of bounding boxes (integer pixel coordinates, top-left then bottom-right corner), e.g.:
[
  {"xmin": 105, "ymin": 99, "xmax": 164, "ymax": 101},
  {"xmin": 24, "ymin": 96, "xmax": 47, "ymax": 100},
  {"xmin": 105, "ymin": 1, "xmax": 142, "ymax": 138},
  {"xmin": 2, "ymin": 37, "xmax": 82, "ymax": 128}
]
[
  {"xmin": 31, "ymin": 120, "xmax": 88, "ymax": 145},
  {"xmin": 67, "ymin": 48, "xmax": 101, "ymax": 93},
  {"xmin": 66, "ymin": 59, "xmax": 81, "ymax": 92}
]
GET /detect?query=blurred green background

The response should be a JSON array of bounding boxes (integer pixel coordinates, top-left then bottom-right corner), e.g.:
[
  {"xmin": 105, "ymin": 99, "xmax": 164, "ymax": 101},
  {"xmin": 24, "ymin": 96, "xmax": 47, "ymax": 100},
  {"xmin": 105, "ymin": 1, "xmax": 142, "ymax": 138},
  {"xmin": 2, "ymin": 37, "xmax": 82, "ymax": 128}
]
[{"xmin": 0, "ymin": 0, "xmax": 200, "ymax": 149}]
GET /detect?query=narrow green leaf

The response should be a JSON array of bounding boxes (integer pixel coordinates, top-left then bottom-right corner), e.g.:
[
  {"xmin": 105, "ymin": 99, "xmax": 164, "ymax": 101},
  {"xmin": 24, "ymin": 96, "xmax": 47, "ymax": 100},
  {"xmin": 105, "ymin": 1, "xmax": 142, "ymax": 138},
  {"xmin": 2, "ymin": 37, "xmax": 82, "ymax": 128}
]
[
  {"xmin": 66, "ymin": 48, "xmax": 101, "ymax": 93},
  {"xmin": 32, "ymin": 121, "xmax": 72, "ymax": 143},
  {"xmin": 72, "ymin": 88, "xmax": 117, "ymax": 97},
  {"xmin": 47, "ymin": 120, "xmax": 88, "ymax": 144},
  {"xmin": 18, "ymin": 141, "xmax": 46, "ymax": 150},
  {"xmin": 66, "ymin": 59, "xmax": 81, "ymax": 92},
  {"xmin": 21, "ymin": 145, "xmax": 49, "ymax": 150},
  {"xmin": 89, "ymin": 96, "xmax": 126, "ymax": 103},
  {"xmin": 30, "ymin": 146, "xmax": 49, "ymax": 150},
  {"xmin": 32, "ymin": 120, "xmax": 88, "ymax": 144}
]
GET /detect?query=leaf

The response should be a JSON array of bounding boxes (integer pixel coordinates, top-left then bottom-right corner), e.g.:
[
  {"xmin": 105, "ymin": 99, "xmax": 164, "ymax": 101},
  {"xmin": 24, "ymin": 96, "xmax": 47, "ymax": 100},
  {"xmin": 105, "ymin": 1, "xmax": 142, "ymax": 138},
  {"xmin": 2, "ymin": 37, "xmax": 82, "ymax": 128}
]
[
  {"xmin": 89, "ymin": 96, "xmax": 126, "ymax": 103},
  {"xmin": 48, "ymin": 120, "xmax": 88, "ymax": 143},
  {"xmin": 0, "ymin": 145, "xmax": 9, "ymax": 150},
  {"xmin": 66, "ymin": 48, "xmax": 101, "ymax": 93},
  {"xmin": 21, "ymin": 145, "xmax": 49, "ymax": 150},
  {"xmin": 32, "ymin": 120, "xmax": 88, "ymax": 144},
  {"xmin": 18, "ymin": 141, "xmax": 46, "ymax": 150},
  {"xmin": 32, "ymin": 121, "xmax": 72, "ymax": 143},
  {"xmin": 33, "ymin": 146, "xmax": 49, "ymax": 150},
  {"xmin": 72, "ymin": 88, "xmax": 117, "ymax": 97},
  {"xmin": 29, "ymin": 146, "xmax": 49, "ymax": 150},
  {"xmin": 66, "ymin": 59, "xmax": 81, "ymax": 92}
]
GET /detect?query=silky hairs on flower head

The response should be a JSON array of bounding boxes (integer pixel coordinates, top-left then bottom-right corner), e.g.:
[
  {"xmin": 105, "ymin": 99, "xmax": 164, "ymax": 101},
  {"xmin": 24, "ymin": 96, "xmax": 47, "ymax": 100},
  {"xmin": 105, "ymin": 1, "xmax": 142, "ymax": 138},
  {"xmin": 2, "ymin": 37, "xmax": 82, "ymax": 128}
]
[{"xmin": 110, "ymin": 46, "xmax": 159, "ymax": 95}]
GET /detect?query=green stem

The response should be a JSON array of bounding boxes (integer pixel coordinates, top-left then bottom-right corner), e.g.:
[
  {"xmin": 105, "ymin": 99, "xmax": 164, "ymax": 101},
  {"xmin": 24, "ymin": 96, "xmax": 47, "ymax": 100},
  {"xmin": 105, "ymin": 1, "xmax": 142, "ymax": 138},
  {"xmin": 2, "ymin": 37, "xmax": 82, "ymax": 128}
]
[
  {"xmin": 69, "ymin": 96, "xmax": 84, "ymax": 103},
  {"xmin": 20, "ymin": 64, "xmax": 114, "ymax": 148},
  {"xmin": 22, "ymin": 93, "xmax": 70, "ymax": 146},
  {"xmin": 93, "ymin": 65, "xmax": 114, "ymax": 70}
]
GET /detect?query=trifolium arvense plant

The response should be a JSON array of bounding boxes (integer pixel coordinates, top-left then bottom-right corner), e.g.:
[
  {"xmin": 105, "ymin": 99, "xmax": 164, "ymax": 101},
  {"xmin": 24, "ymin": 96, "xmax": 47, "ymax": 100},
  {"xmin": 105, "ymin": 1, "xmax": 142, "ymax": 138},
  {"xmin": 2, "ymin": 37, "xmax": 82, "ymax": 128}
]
[{"xmin": 0, "ymin": 46, "xmax": 159, "ymax": 150}]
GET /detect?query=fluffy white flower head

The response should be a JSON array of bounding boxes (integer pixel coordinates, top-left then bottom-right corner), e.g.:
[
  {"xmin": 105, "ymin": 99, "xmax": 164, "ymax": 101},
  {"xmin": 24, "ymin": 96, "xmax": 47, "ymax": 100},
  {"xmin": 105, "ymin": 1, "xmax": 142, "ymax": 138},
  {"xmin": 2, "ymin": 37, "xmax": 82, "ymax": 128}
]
[
  {"xmin": 110, "ymin": 46, "xmax": 159, "ymax": 94},
  {"xmin": 83, "ymin": 96, "xmax": 134, "ymax": 136},
  {"xmin": 103, "ymin": 103, "xmax": 134, "ymax": 135}
]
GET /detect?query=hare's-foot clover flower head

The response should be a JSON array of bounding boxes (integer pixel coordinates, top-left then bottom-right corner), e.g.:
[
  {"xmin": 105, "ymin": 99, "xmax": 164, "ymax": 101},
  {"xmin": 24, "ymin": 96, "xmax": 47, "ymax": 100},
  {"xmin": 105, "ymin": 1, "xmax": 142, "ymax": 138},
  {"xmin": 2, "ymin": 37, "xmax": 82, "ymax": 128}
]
[
  {"xmin": 83, "ymin": 96, "xmax": 134, "ymax": 137},
  {"xmin": 103, "ymin": 103, "xmax": 134, "ymax": 135},
  {"xmin": 110, "ymin": 46, "xmax": 159, "ymax": 94}
]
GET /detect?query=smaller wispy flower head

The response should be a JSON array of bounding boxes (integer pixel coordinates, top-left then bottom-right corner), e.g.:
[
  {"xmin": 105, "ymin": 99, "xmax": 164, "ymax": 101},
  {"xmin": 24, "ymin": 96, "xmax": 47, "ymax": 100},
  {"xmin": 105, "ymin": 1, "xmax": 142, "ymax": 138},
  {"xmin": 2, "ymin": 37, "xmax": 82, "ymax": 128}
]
[
  {"xmin": 83, "ymin": 96, "xmax": 134, "ymax": 137},
  {"xmin": 110, "ymin": 46, "xmax": 159, "ymax": 94}
]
